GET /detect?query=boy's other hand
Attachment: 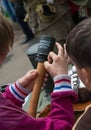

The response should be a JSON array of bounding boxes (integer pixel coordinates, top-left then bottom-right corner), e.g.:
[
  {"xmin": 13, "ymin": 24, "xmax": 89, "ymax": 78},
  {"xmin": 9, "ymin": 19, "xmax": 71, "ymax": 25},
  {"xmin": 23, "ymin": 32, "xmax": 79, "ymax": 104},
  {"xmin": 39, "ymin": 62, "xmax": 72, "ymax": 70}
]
[
  {"xmin": 18, "ymin": 70, "xmax": 38, "ymax": 91},
  {"xmin": 44, "ymin": 42, "xmax": 68, "ymax": 77}
]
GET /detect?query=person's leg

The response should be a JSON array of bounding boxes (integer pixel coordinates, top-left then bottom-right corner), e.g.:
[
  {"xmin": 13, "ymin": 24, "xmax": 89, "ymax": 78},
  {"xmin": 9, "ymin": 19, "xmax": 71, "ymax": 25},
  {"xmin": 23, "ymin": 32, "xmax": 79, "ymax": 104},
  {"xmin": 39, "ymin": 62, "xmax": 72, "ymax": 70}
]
[
  {"xmin": 13, "ymin": 1, "xmax": 35, "ymax": 43},
  {"xmin": 17, "ymin": 18, "xmax": 34, "ymax": 42}
]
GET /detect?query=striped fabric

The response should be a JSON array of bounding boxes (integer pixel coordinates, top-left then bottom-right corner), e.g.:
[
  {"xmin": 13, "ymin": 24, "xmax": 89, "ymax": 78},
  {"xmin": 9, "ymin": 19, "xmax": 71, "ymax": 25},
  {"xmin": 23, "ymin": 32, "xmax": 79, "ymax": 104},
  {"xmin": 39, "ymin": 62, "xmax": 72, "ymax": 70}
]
[
  {"xmin": 9, "ymin": 74, "xmax": 72, "ymax": 101},
  {"xmin": 9, "ymin": 80, "xmax": 30, "ymax": 102},
  {"xmin": 53, "ymin": 74, "xmax": 72, "ymax": 92}
]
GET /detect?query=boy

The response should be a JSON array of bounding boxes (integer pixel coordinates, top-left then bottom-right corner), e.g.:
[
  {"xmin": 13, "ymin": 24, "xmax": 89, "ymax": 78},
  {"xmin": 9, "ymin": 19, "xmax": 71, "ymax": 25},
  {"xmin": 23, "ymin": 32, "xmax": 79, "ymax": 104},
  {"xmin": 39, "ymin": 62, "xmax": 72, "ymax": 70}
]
[
  {"xmin": 0, "ymin": 13, "xmax": 77, "ymax": 129},
  {"xmin": 66, "ymin": 17, "xmax": 91, "ymax": 130}
]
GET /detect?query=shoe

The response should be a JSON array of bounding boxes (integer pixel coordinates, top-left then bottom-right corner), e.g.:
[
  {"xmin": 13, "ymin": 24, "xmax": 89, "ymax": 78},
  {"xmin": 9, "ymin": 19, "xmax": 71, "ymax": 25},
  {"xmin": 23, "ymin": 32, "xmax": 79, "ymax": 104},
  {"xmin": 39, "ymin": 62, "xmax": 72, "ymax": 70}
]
[{"xmin": 22, "ymin": 35, "xmax": 34, "ymax": 44}]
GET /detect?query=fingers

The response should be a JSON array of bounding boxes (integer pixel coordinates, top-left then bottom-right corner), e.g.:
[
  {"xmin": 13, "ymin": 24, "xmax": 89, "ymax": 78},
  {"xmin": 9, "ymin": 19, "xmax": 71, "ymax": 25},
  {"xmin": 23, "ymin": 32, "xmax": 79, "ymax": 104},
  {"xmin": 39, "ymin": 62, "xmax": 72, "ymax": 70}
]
[
  {"xmin": 48, "ymin": 51, "xmax": 57, "ymax": 61},
  {"xmin": 42, "ymin": 73, "xmax": 49, "ymax": 88},
  {"xmin": 23, "ymin": 70, "xmax": 37, "ymax": 80},
  {"xmin": 28, "ymin": 70, "xmax": 37, "ymax": 76},
  {"xmin": 46, "ymin": 42, "xmax": 64, "ymax": 63},
  {"xmin": 30, "ymin": 70, "xmax": 38, "ymax": 76},
  {"xmin": 44, "ymin": 61, "xmax": 50, "ymax": 70},
  {"xmin": 25, "ymin": 69, "xmax": 38, "ymax": 81},
  {"xmin": 56, "ymin": 42, "xmax": 64, "ymax": 56},
  {"xmin": 44, "ymin": 42, "xmax": 63, "ymax": 69},
  {"xmin": 56, "ymin": 42, "xmax": 68, "ymax": 60},
  {"xmin": 44, "ymin": 42, "xmax": 69, "ymax": 77},
  {"xmin": 44, "ymin": 51, "xmax": 57, "ymax": 69}
]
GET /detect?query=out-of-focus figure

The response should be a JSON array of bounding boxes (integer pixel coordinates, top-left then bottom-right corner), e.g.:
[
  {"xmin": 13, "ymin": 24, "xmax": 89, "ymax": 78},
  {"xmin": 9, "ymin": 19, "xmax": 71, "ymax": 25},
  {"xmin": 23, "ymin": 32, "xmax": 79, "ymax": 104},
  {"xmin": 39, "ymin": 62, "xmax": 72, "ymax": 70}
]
[
  {"xmin": 24, "ymin": 0, "xmax": 74, "ymax": 44},
  {"xmin": 1, "ymin": 0, "xmax": 17, "ymax": 22},
  {"xmin": 12, "ymin": 0, "xmax": 35, "ymax": 44}
]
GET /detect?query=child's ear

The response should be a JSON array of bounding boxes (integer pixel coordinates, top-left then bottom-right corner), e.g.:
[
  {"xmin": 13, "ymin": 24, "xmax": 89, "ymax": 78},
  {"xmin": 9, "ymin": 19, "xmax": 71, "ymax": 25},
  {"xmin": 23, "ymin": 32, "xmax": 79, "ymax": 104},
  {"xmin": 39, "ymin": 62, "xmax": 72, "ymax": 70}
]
[{"xmin": 81, "ymin": 68, "xmax": 91, "ymax": 84}]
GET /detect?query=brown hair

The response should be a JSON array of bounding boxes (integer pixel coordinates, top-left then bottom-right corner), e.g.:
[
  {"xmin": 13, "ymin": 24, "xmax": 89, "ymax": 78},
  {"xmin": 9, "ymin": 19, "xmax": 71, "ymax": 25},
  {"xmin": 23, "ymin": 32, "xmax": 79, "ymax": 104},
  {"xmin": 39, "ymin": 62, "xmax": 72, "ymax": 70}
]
[
  {"xmin": 0, "ymin": 13, "xmax": 14, "ymax": 55},
  {"xmin": 66, "ymin": 18, "xmax": 91, "ymax": 68}
]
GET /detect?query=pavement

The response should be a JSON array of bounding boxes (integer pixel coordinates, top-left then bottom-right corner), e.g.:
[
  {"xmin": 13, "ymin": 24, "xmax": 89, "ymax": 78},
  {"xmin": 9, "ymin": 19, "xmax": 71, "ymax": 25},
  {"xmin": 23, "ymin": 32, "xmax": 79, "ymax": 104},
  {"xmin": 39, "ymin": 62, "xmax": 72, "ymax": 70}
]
[{"xmin": 0, "ymin": 22, "xmax": 39, "ymax": 86}]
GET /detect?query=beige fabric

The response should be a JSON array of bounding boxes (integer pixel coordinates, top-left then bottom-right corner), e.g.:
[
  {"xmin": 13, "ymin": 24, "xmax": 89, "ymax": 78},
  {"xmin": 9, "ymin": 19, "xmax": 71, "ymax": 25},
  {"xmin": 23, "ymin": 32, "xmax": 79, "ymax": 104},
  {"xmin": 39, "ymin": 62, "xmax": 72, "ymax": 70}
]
[{"xmin": 24, "ymin": 0, "xmax": 75, "ymax": 41}]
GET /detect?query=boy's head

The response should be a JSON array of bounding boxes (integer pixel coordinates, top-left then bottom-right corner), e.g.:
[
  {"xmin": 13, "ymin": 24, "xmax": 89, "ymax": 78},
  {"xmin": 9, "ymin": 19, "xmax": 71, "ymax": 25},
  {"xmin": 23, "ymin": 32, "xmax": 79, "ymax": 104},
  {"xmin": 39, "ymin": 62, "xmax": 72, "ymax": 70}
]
[
  {"xmin": 0, "ymin": 14, "xmax": 14, "ymax": 63},
  {"xmin": 66, "ymin": 18, "xmax": 91, "ymax": 68},
  {"xmin": 66, "ymin": 18, "xmax": 91, "ymax": 90}
]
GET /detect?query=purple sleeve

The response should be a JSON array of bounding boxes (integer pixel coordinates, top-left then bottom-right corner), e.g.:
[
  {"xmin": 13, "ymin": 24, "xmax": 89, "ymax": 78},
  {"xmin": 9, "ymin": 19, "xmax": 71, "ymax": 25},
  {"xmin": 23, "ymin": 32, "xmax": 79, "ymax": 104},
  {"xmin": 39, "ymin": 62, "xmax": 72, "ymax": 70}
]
[
  {"xmin": 3, "ymin": 81, "xmax": 30, "ymax": 107},
  {"xmin": 10, "ymin": 91, "xmax": 77, "ymax": 130},
  {"xmin": 2, "ymin": 75, "xmax": 78, "ymax": 130}
]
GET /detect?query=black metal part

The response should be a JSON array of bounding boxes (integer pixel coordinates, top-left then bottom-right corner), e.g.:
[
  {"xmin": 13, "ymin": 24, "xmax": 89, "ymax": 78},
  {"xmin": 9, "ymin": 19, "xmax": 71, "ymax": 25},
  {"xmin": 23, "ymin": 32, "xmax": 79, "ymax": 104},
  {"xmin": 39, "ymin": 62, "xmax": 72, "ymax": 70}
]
[{"xmin": 37, "ymin": 35, "xmax": 56, "ymax": 62}]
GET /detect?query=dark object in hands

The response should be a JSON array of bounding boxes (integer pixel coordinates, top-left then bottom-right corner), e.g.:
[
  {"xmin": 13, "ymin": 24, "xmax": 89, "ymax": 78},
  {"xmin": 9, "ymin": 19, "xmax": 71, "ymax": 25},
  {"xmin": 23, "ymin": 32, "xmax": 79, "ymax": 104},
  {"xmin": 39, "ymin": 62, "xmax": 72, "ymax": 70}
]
[{"xmin": 37, "ymin": 35, "xmax": 55, "ymax": 62}]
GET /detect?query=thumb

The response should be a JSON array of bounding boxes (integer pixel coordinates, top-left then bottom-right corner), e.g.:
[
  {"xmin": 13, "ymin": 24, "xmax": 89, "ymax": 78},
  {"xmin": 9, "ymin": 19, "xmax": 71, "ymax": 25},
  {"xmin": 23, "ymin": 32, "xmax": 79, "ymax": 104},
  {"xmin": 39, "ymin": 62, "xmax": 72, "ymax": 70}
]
[
  {"xmin": 28, "ymin": 70, "xmax": 38, "ymax": 80},
  {"xmin": 44, "ymin": 61, "xmax": 51, "ymax": 71}
]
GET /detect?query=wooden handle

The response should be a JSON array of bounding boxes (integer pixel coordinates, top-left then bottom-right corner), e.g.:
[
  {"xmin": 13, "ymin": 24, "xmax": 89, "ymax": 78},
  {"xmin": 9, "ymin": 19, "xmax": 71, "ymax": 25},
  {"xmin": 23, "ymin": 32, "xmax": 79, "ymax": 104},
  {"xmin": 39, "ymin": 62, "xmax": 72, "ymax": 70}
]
[{"xmin": 28, "ymin": 62, "xmax": 46, "ymax": 117}]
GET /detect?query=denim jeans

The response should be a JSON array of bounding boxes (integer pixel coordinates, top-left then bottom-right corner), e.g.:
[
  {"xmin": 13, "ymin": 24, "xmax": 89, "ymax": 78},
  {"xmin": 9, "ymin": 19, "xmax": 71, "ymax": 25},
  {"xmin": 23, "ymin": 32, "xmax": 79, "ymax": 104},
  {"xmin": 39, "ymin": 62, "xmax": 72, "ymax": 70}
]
[{"xmin": 1, "ymin": 0, "xmax": 17, "ymax": 21}]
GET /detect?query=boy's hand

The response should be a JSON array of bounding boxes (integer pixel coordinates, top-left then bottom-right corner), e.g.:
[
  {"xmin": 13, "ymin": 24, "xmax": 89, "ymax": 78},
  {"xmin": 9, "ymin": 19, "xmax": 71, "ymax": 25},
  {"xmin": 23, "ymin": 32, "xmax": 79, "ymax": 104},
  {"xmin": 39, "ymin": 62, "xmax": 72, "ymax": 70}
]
[
  {"xmin": 44, "ymin": 42, "xmax": 68, "ymax": 77},
  {"xmin": 18, "ymin": 70, "xmax": 38, "ymax": 91}
]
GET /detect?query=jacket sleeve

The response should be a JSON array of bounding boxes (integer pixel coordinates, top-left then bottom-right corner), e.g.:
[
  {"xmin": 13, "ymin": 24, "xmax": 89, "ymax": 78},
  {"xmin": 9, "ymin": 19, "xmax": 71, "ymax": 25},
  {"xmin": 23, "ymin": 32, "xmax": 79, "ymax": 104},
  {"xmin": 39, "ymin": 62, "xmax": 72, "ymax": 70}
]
[
  {"xmin": 2, "ymin": 74, "xmax": 78, "ymax": 130},
  {"xmin": 3, "ymin": 80, "xmax": 31, "ymax": 107}
]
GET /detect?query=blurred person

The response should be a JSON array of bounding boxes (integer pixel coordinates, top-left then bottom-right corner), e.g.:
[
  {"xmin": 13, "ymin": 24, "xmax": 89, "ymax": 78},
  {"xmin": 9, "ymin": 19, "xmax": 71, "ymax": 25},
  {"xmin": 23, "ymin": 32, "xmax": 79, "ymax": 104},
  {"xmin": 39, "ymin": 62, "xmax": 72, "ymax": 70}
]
[
  {"xmin": 12, "ymin": 0, "xmax": 35, "ymax": 44},
  {"xmin": 1, "ymin": 0, "xmax": 17, "ymax": 22}
]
